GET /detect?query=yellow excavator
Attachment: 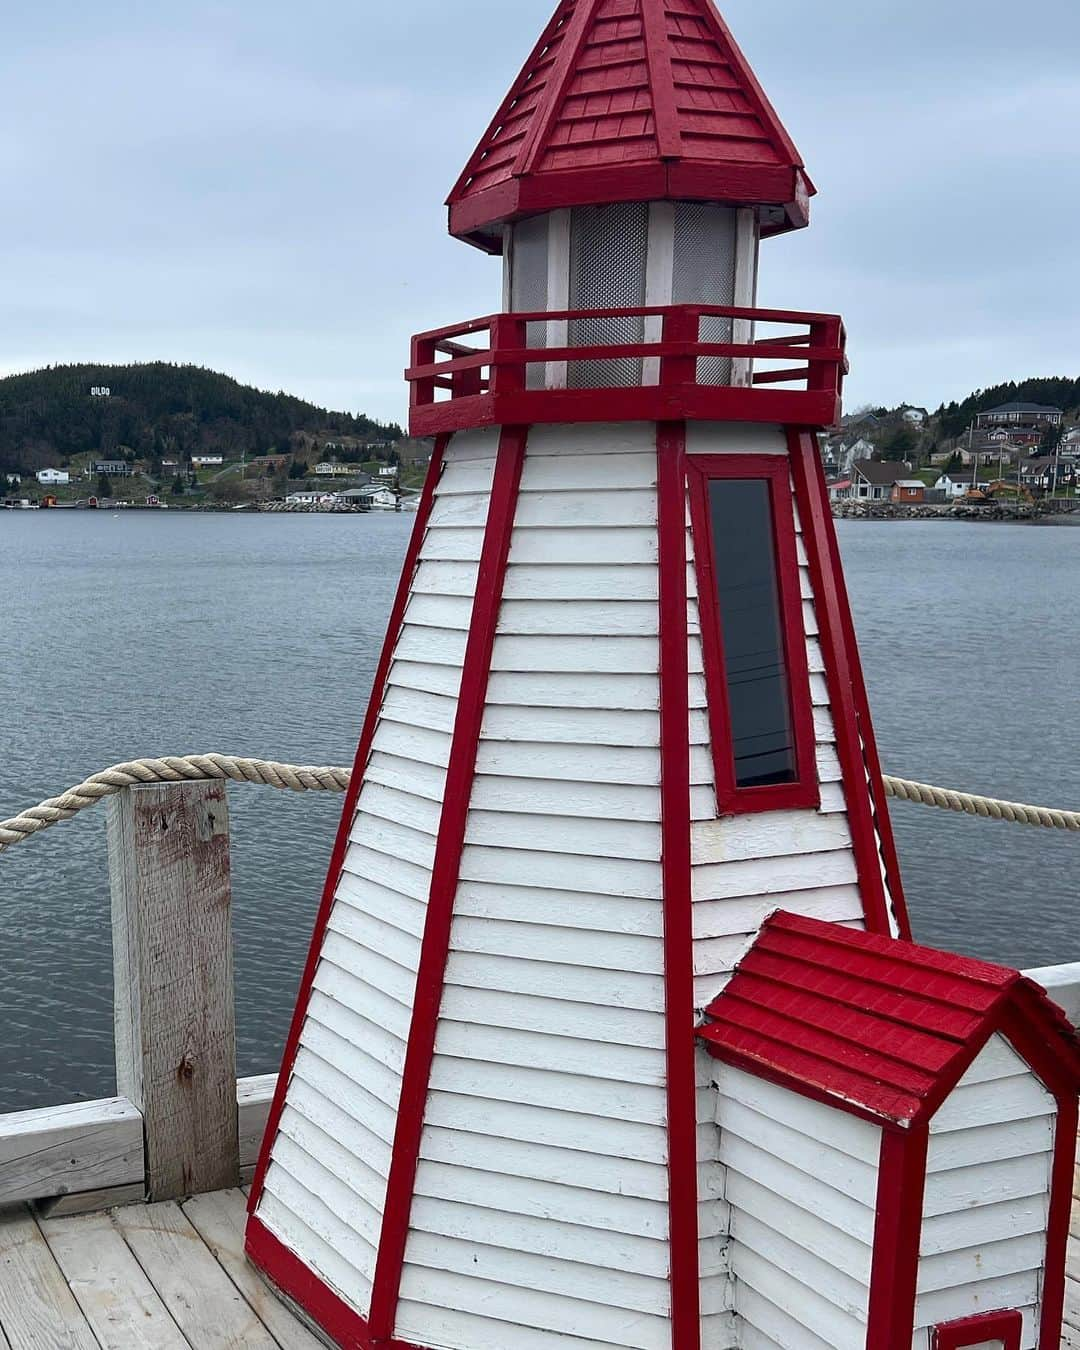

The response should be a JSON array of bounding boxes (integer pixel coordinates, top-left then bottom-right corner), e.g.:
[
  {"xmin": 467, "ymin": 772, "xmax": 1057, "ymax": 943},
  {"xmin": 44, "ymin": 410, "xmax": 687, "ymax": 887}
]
[{"xmin": 963, "ymin": 479, "xmax": 1035, "ymax": 504}]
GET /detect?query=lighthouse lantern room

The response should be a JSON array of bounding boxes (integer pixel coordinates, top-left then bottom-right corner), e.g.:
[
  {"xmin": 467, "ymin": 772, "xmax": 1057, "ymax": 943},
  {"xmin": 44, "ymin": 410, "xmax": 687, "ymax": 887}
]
[{"xmin": 245, "ymin": 3, "xmax": 1080, "ymax": 1348}]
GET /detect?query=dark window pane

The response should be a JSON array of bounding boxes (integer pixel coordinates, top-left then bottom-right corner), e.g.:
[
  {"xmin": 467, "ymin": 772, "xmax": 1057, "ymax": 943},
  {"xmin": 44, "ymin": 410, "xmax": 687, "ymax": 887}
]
[{"xmin": 708, "ymin": 479, "xmax": 796, "ymax": 788}]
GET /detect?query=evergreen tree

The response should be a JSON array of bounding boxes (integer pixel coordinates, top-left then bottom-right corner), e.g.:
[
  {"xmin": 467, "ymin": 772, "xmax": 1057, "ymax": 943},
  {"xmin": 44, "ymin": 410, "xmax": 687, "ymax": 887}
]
[{"xmin": 97, "ymin": 472, "xmax": 111, "ymax": 498}]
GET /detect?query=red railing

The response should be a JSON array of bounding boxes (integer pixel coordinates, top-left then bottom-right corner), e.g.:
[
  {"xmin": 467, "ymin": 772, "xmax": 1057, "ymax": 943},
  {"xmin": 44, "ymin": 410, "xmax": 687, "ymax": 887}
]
[{"xmin": 406, "ymin": 304, "xmax": 847, "ymax": 436}]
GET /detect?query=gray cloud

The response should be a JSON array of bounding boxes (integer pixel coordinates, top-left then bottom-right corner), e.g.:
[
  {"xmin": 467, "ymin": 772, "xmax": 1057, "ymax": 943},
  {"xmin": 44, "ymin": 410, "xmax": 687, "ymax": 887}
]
[{"xmin": 1, "ymin": 0, "xmax": 1077, "ymax": 421}]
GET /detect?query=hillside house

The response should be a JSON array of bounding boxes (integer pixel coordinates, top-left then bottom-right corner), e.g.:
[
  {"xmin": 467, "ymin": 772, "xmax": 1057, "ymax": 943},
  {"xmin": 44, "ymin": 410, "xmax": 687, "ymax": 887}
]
[
  {"xmin": 36, "ymin": 468, "xmax": 69, "ymax": 486},
  {"xmin": 93, "ymin": 460, "xmax": 134, "ymax": 478},
  {"xmin": 191, "ymin": 455, "xmax": 224, "ymax": 467},
  {"xmin": 936, "ymin": 470, "xmax": 977, "ymax": 499},
  {"xmin": 852, "ymin": 460, "xmax": 910, "ymax": 501},
  {"xmin": 976, "ymin": 401, "xmax": 1064, "ymax": 430},
  {"xmin": 902, "ymin": 406, "xmax": 928, "ymax": 424},
  {"xmin": 314, "ymin": 462, "xmax": 356, "ymax": 477},
  {"xmin": 1020, "ymin": 457, "xmax": 1075, "ymax": 492}
]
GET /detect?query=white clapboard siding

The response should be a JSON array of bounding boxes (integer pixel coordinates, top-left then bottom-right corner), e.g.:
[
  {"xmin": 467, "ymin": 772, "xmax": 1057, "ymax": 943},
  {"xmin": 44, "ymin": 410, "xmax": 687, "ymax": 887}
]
[
  {"xmin": 713, "ymin": 1064, "xmax": 879, "ymax": 1349},
  {"xmin": 399, "ymin": 436, "xmax": 679, "ymax": 1349},
  {"xmin": 255, "ymin": 436, "xmax": 496, "ymax": 1316},
  {"xmin": 912, "ymin": 1034, "xmax": 1055, "ymax": 1344}
]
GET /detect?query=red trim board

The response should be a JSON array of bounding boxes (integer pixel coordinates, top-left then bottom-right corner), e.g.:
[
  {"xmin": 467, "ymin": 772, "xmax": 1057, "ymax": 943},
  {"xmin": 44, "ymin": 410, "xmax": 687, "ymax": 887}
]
[
  {"xmin": 808, "ymin": 431, "xmax": 910, "ymax": 929},
  {"xmin": 866, "ymin": 1125, "xmax": 928, "ymax": 1348},
  {"xmin": 686, "ymin": 452, "xmax": 819, "ymax": 817},
  {"xmin": 933, "ymin": 1308, "xmax": 1023, "ymax": 1350},
  {"xmin": 365, "ymin": 425, "xmax": 528, "ymax": 1340},
  {"xmin": 247, "ymin": 435, "xmax": 449, "ymax": 1216},
  {"xmin": 656, "ymin": 422, "xmax": 701, "ymax": 1349},
  {"xmin": 787, "ymin": 427, "xmax": 907, "ymax": 938},
  {"xmin": 245, "ymin": 1217, "xmax": 431, "ymax": 1350}
]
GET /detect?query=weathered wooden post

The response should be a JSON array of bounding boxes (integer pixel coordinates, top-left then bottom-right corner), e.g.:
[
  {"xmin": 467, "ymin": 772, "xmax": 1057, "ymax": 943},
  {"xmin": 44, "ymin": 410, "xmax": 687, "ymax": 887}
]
[{"xmin": 107, "ymin": 779, "xmax": 239, "ymax": 1201}]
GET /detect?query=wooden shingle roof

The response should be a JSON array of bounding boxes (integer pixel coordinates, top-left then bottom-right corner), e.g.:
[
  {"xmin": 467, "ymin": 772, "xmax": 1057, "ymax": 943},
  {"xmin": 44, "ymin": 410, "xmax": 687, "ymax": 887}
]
[
  {"xmin": 448, "ymin": 0, "xmax": 813, "ymax": 251},
  {"xmin": 698, "ymin": 912, "xmax": 1080, "ymax": 1128}
]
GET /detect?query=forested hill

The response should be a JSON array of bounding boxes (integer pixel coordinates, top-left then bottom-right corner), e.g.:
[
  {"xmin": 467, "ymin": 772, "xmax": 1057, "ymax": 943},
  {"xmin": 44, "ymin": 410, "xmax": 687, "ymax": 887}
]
[
  {"xmin": 0, "ymin": 363, "xmax": 403, "ymax": 474},
  {"xmin": 936, "ymin": 377, "xmax": 1080, "ymax": 440}
]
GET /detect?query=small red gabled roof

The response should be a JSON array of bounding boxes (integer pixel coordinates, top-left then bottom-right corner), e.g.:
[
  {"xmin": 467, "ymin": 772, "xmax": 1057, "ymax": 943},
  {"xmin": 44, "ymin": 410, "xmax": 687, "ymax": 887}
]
[
  {"xmin": 449, "ymin": 0, "xmax": 814, "ymax": 252},
  {"xmin": 698, "ymin": 912, "xmax": 1080, "ymax": 1128}
]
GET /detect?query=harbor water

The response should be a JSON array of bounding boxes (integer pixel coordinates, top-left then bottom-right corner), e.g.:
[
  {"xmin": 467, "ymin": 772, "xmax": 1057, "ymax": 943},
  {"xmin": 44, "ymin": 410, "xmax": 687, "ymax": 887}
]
[{"xmin": 0, "ymin": 511, "xmax": 1077, "ymax": 1110}]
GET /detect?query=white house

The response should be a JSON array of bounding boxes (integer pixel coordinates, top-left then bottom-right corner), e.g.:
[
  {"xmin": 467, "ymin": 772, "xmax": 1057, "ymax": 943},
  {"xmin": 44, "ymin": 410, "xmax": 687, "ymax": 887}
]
[
  {"xmin": 315, "ymin": 462, "xmax": 356, "ymax": 477},
  {"xmin": 191, "ymin": 455, "xmax": 224, "ymax": 467},
  {"xmin": 4, "ymin": 473, "xmax": 20, "ymax": 486},
  {"xmin": 902, "ymin": 406, "xmax": 927, "ymax": 424},
  {"xmin": 936, "ymin": 470, "xmax": 977, "ymax": 499},
  {"xmin": 36, "ymin": 468, "xmax": 70, "ymax": 486},
  {"xmin": 377, "ymin": 465, "xmax": 398, "ymax": 478},
  {"xmin": 285, "ymin": 489, "xmax": 334, "ymax": 506}
]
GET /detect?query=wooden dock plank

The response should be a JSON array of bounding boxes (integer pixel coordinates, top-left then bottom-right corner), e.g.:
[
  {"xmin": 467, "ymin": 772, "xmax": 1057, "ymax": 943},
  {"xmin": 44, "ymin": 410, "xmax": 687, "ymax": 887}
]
[
  {"xmin": 112, "ymin": 1202, "xmax": 278, "ymax": 1349},
  {"xmin": 39, "ymin": 1210, "xmax": 189, "ymax": 1349},
  {"xmin": 182, "ymin": 1190, "xmax": 324, "ymax": 1350},
  {"xmin": 0, "ymin": 1209, "xmax": 99, "ymax": 1349}
]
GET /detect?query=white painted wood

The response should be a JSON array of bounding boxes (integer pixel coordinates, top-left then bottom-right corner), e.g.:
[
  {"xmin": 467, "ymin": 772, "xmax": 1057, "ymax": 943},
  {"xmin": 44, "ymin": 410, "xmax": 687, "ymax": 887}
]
[
  {"xmin": 693, "ymin": 848, "xmax": 859, "ymax": 902},
  {"xmin": 261, "ymin": 1161, "xmax": 377, "ymax": 1302},
  {"xmin": 692, "ymin": 810, "xmax": 853, "ymax": 865},
  {"xmin": 470, "ymin": 774, "xmax": 670, "ymax": 821},
  {"xmin": 452, "ymin": 878, "xmax": 663, "ymax": 936},
  {"xmin": 424, "ymin": 1092, "xmax": 668, "ymax": 1165},
  {"xmin": 37, "ymin": 1210, "xmax": 189, "ymax": 1350},
  {"xmin": 520, "ymin": 451, "xmax": 658, "ymax": 493},
  {"xmin": 693, "ymin": 885, "xmax": 864, "ymax": 941},
  {"xmin": 476, "ymin": 739, "xmax": 664, "ymax": 784},
  {"xmin": 0, "ymin": 1097, "xmax": 143, "ymax": 1206},
  {"xmin": 181, "ymin": 1189, "xmax": 326, "ymax": 1349},
  {"xmin": 442, "ymin": 428, "xmax": 500, "ymax": 465},
  {"xmin": 439, "ymin": 985, "xmax": 666, "ymax": 1050},
  {"xmin": 108, "ymin": 780, "xmax": 238, "ymax": 1201},
  {"xmin": 513, "ymin": 489, "xmax": 657, "ymax": 529},
  {"xmin": 434, "ymin": 1020, "xmax": 664, "ymax": 1087},
  {"xmin": 685, "ymin": 422, "xmax": 786, "ymax": 456},
  {"xmin": 460, "ymin": 845, "xmax": 663, "ymax": 900},
  {"xmin": 509, "ymin": 525, "xmax": 658, "ymax": 565},
  {"xmin": 712, "ymin": 1066, "xmax": 879, "ymax": 1348},
  {"xmin": 486, "ymin": 670, "xmax": 663, "ymax": 708},
  {"xmin": 417, "ymin": 526, "xmax": 486, "ymax": 561},
  {"xmin": 0, "ymin": 1210, "xmax": 100, "ymax": 1349},
  {"xmin": 397, "ymin": 1263, "xmax": 672, "ymax": 1350},
  {"xmin": 404, "ymin": 1227, "xmax": 671, "ymax": 1316},
  {"xmin": 913, "ymin": 1034, "xmax": 1056, "ymax": 1339}
]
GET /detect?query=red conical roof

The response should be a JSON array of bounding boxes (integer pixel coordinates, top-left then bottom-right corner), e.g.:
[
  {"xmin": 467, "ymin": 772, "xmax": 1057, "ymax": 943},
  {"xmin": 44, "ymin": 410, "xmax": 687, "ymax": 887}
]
[{"xmin": 448, "ymin": 0, "xmax": 814, "ymax": 252}]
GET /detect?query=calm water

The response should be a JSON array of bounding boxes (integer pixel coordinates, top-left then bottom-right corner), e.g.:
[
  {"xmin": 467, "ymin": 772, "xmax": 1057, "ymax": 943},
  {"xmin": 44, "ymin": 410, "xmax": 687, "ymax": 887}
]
[{"xmin": 0, "ymin": 512, "xmax": 1077, "ymax": 1110}]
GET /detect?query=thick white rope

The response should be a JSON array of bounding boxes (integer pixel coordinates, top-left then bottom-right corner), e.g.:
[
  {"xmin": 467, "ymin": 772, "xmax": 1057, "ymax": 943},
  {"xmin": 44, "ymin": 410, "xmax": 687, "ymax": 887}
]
[
  {"xmin": 0, "ymin": 755, "xmax": 1076, "ymax": 855},
  {"xmin": 0, "ymin": 755, "xmax": 350, "ymax": 854}
]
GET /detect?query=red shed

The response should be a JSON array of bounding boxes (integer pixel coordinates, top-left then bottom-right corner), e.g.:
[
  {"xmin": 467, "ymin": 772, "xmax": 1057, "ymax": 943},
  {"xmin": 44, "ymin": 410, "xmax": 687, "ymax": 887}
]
[{"xmin": 699, "ymin": 912, "xmax": 1080, "ymax": 1348}]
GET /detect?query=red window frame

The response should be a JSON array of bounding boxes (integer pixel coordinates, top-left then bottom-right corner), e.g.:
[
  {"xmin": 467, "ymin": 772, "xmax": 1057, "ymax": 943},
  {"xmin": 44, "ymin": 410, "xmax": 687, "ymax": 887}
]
[
  {"xmin": 933, "ymin": 1309, "xmax": 1022, "ymax": 1350},
  {"xmin": 687, "ymin": 454, "xmax": 819, "ymax": 817}
]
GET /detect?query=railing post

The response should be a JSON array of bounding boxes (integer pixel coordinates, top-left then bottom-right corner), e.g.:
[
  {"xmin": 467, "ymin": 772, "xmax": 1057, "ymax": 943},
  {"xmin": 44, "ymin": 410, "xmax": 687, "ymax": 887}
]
[
  {"xmin": 660, "ymin": 308, "xmax": 700, "ymax": 388},
  {"xmin": 489, "ymin": 315, "xmax": 526, "ymax": 396},
  {"xmin": 410, "ymin": 333, "xmax": 437, "ymax": 411},
  {"xmin": 107, "ymin": 780, "xmax": 239, "ymax": 1201}
]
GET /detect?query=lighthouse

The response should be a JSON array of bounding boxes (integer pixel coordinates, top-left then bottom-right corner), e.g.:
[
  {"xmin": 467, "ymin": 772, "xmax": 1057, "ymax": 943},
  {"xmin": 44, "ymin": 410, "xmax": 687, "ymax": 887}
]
[{"xmin": 246, "ymin": 3, "xmax": 1080, "ymax": 1348}]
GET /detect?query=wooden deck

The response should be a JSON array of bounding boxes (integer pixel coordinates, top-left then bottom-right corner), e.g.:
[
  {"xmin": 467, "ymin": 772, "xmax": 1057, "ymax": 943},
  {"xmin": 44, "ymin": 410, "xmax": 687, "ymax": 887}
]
[
  {"xmin": 0, "ymin": 1189, "xmax": 322, "ymax": 1349},
  {"xmin": 0, "ymin": 1180, "xmax": 1079, "ymax": 1346}
]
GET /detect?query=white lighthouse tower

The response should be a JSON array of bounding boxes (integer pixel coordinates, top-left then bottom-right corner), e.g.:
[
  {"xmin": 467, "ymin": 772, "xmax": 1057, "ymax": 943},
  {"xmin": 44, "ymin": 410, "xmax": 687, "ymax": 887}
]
[{"xmin": 246, "ymin": 4, "xmax": 1080, "ymax": 1348}]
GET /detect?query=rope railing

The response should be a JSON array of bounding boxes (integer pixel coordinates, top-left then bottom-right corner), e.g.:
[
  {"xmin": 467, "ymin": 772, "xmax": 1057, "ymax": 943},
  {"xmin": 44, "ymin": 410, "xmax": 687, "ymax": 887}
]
[{"xmin": 0, "ymin": 754, "xmax": 1077, "ymax": 855}]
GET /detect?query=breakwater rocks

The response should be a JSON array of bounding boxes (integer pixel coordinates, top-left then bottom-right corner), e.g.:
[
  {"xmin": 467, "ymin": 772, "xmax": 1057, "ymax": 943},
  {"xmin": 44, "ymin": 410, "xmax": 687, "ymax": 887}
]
[
  {"xmin": 832, "ymin": 500, "xmax": 1079, "ymax": 523},
  {"xmin": 258, "ymin": 501, "xmax": 371, "ymax": 514}
]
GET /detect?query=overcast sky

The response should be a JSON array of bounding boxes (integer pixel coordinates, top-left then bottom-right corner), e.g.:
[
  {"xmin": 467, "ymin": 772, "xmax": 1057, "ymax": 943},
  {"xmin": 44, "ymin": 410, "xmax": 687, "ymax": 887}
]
[{"xmin": 2, "ymin": 0, "xmax": 1077, "ymax": 424}]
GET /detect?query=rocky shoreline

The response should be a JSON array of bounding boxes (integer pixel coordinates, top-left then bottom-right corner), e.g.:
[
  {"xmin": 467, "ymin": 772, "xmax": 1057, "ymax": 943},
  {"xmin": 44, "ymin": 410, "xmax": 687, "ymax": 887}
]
[{"xmin": 832, "ymin": 500, "xmax": 1079, "ymax": 523}]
